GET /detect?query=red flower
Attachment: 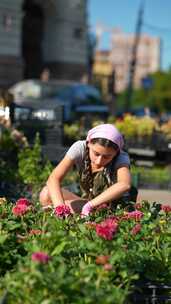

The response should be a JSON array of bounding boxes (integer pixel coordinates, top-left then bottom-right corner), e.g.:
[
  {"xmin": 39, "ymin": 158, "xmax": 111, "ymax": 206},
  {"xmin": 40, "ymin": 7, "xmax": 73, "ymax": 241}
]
[
  {"xmin": 96, "ymin": 225, "xmax": 113, "ymax": 240},
  {"xmin": 96, "ymin": 217, "xmax": 118, "ymax": 240},
  {"xmin": 96, "ymin": 255, "xmax": 110, "ymax": 265},
  {"xmin": 12, "ymin": 203, "xmax": 30, "ymax": 216},
  {"xmin": 131, "ymin": 223, "xmax": 142, "ymax": 235},
  {"xmin": 31, "ymin": 252, "xmax": 51, "ymax": 264},
  {"xmin": 16, "ymin": 198, "xmax": 31, "ymax": 206},
  {"xmin": 29, "ymin": 229, "xmax": 42, "ymax": 236},
  {"xmin": 54, "ymin": 205, "xmax": 71, "ymax": 218},
  {"xmin": 161, "ymin": 205, "xmax": 171, "ymax": 213}
]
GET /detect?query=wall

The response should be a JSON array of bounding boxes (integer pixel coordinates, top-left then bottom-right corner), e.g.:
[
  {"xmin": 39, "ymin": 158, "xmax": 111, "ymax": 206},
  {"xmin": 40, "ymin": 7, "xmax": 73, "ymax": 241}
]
[
  {"xmin": 0, "ymin": 0, "xmax": 23, "ymax": 87},
  {"xmin": 42, "ymin": 0, "xmax": 88, "ymax": 79}
]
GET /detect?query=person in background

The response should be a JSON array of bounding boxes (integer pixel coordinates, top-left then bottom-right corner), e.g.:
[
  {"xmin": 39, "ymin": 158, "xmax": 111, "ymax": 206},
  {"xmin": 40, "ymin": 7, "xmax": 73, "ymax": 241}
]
[
  {"xmin": 40, "ymin": 68, "xmax": 50, "ymax": 82},
  {"xmin": 39, "ymin": 124, "xmax": 137, "ymax": 216},
  {"xmin": 5, "ymin": 91, "xmax": 15, "ymax": 125},
  {"xmin": 0, "ymin": 89, "xmax": 15, "ymax": 126}
]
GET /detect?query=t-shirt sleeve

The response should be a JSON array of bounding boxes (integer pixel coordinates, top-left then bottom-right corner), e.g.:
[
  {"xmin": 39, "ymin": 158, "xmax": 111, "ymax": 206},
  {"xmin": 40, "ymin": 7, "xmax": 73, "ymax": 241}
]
[
  {"xmin": 114, "ymin": 151, "xmax": 130, "ymax": 170},
  {"xmin": 66, "ymin": 140, "xmax": 86, "ymax": 168}
]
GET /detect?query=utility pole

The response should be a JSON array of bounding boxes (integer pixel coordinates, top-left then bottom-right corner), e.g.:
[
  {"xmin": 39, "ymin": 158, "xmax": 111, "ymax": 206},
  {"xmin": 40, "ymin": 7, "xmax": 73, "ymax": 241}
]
[
  {"xmin": 125, "ymin": 1, "xmax": 145, "ymax": 112},
  {"xmin": 108, "ymin": 69, "xmax": 117, "ymax": 115}
]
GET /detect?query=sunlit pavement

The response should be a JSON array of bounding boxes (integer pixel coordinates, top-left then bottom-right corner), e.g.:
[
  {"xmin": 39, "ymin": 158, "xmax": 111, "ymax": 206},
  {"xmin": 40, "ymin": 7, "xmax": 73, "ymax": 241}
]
[{"xmin": 137, "ymin": 189, "xmax": 171, "ymax": 205}]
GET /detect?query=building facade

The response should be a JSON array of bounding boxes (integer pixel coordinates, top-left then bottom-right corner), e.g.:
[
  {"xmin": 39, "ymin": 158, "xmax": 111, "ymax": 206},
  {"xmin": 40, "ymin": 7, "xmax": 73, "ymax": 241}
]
[
  {"xmin": 0, "ymin": 0, "xmax": 88, "ymax": 88},
  {"xmin": 93, "ymin": 29, "xmax": 161, "ymax": 94},
  {"xmin": 93, "ymin": 50, "xmax": 112, "ymax": 96}
]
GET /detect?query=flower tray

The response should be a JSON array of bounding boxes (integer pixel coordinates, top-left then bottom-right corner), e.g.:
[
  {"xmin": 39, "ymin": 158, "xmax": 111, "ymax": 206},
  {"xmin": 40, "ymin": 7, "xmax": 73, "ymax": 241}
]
[{"xmin": 131, "ymin": 281, "xmax": 171, "ymax": 303}]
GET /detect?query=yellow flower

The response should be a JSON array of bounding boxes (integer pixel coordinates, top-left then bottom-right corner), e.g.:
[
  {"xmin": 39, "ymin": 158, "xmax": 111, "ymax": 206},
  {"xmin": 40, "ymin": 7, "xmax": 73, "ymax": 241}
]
[
  {"xmin": 0, "ymin": 197, "xmax": 7, "ymax": 205},
  {"xmin": 159, "ymin": 220, "xmax": 166, "ymax": 225}
]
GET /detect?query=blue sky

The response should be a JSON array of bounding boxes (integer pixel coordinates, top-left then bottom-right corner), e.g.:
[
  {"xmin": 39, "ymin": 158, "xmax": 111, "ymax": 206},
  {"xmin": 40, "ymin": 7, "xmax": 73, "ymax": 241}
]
[{"xmin": 88, "ymin": 0, "xmax": 171, "ymax": 70}]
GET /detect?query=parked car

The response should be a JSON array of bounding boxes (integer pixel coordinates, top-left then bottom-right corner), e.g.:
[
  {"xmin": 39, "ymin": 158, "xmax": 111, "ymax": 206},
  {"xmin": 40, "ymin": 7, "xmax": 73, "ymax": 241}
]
[{"xmin": 9, "ymin": 80, "xmax": 109, "ymax": 123}]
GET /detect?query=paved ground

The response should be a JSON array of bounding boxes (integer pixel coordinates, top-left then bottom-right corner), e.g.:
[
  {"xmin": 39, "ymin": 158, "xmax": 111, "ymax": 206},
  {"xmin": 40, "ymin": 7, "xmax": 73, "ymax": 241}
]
[{"xmin": 137, "ymin": 188, "xmax": 171, "ymax": 205}]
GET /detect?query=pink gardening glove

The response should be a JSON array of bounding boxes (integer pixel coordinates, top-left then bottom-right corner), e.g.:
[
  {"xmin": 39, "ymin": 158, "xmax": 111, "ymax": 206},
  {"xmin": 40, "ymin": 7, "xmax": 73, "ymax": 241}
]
[{"xmin": 81, "ymin": 201, "xmax": 94, "ymax": 218}]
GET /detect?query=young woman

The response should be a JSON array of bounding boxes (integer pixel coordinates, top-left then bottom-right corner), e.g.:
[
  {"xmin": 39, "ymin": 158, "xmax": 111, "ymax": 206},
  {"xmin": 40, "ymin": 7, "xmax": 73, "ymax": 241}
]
[{"xmin": 39, "ymin": 124, "xmax": 134, "ymax": 216}]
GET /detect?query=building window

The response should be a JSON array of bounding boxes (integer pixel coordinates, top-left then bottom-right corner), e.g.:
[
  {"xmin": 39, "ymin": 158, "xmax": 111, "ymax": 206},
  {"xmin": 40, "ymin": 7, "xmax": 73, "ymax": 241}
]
[
  {"xmin": 3, "ymin": 13, "xmax": 13, "ymax": 32},
  {"xmin": 74, "ymin": 28, "xmax": 83, "ymax": 39}
]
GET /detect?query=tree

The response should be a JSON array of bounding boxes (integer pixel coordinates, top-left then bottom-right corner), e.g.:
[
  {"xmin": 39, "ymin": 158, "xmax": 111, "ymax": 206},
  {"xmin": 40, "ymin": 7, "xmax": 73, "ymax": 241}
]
[{"xmin": 118, "ymin": 70, "xmax": 171, "ymax": 113}]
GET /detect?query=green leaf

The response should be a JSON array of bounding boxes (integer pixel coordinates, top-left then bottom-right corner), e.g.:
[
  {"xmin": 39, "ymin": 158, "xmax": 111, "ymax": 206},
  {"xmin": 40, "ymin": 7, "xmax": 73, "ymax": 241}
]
[
  {"xmin": 0, "ymin": 234, "xmax": 8, "ymax": 244},
  {"xmin": 8, "ymin": 223, "xmax": 22, "ymax": 231},
  {"xmin": 51, "ymin": 241, "xmax": 68, "ymax": 256}
]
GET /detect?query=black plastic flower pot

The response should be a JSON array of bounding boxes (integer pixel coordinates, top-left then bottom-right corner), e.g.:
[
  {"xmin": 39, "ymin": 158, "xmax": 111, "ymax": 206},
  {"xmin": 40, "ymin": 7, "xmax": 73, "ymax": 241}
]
[{"xmin": 130, "ymin": 281, "xmax": 171, "ymax": 304}]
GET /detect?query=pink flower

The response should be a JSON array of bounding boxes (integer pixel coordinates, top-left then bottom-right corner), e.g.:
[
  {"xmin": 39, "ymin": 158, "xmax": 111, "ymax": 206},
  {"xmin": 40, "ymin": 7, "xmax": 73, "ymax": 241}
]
[
  {"xmin": 122, "ymin": 210, "xmax": 144, "ymax": 221},
  {"xmin": 31, "ymin": 252, "xmax": 51, "ymax": 264},
  {"xmin": 54, "ymin": 205, "xmax": 71, "ymax": 218},
  {"xmin": 161, "ymin": 205, "xmax": 171, "ymax": 213},
  {"xmin": 12, "ymin": 203, "xmax": 30, "ymax": 216},
  {"xmin": 96, "ymin": 217, "xmax": 118, "ymax": 240},
  {"xmin": 16, "ymin": 198, "xmax": 31, "ymax": 206},
  {"xmin": 131, "ymin": 224, "xmax": 142, "ymax": 235},
  {"xmin": 102, "ymin": 216, "xmax": 119, "ymax": 225},
  {"xmin": 103, "ymin": 263, "xmax": 113, "ymax": 271}
]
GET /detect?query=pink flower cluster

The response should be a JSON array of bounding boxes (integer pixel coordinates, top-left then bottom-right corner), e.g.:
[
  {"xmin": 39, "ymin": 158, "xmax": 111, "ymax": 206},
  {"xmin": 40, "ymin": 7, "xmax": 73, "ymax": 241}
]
[
  {"xmin": 131, "ymin": 223, "xmax": 142, "ymax": 235},
  {"xmin": 16, "ymin": 198, "xmax": 31, "ymax": 206},
  {"xmin": 122, "ymin": 210, "xmax": 144, "ymax": 221},
  {"xmin": 31, "ymin": 252, "xmax": 51, "ymax": 264},
  {"xmin": 54, "ymin": 204, "xmax": 71, "ymax": 218},
  {"xmin": 96, "ymin": 217, "xmax": 118, "ymax": 240},
  {"xmin": 12, "ymin": 198, "xmax": 31, "ymax": 216},
  {"xmin": 161, "ymin": 205, "xmax": 171, "ymax": 213}
]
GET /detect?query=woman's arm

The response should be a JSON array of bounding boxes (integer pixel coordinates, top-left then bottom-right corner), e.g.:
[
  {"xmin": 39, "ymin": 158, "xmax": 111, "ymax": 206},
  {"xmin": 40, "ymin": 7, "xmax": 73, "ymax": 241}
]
[
  {"xmin": 90, "ymin": 166, "xmax": 131, "ymax": 207},
  {"xmin": 46, "ymin": 155, "xmax": 75, "ymax": 207}
]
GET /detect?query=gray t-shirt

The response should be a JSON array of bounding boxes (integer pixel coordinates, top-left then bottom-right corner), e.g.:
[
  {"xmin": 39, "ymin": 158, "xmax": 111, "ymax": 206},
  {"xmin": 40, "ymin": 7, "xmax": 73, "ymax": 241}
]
[{"xmin": 66, "ymin": 140, "xmax": 130, "ymax": 171}]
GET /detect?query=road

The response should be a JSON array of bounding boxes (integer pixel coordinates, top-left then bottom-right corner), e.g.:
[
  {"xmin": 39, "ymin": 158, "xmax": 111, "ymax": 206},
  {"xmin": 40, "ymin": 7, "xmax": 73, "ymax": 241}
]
[{"xmin": 137, "ymin": 188, "xmax": 171, "ymax": 205}]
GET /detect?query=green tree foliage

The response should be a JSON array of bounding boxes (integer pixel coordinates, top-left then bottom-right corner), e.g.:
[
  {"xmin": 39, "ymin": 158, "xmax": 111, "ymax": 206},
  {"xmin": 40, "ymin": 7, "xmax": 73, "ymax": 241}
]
[
  {"xmin": 150, "ymin": 69, "xmax": 171, "ymax": 111},
  {"xmin": 117, "ymin": 69, "xmax": 171, "ymax": 112}
]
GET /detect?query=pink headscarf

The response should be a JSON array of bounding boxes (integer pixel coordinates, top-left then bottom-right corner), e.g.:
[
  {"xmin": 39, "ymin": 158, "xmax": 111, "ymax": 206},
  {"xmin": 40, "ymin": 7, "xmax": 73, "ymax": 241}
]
[{"xmin": 86, "ymin": 124, "xmax": 124, "ymax": 151}]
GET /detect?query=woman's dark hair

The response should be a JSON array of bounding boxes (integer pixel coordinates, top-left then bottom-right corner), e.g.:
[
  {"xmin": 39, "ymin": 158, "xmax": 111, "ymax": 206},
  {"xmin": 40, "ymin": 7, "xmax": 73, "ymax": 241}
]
[
  {"xmin": 90, "ymin": 138, "xmax": 119, "ymax": 150},
  {"xmin": 83, "ymin": 138, "xmax": 119, "ymax": 199}
]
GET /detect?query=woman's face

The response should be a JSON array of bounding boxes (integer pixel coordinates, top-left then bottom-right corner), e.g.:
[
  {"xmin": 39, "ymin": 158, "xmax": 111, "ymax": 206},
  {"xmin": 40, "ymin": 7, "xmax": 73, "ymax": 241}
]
[{"xmin": 88, "ymin": 142, "xmax": 118, "ymax": 170}]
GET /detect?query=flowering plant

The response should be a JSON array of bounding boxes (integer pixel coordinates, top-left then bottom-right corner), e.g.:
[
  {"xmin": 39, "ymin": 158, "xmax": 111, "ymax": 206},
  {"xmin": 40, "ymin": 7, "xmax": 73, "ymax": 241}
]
[
  {"xmin": 31, "ymin": 251, "xmax": 51, "ymax": 264},
  {"xmin": 12, "ymin": 197, "xmax": 32, "ymax": 216},
  {"xmin": 54, "ymin": 204, "xmax": 71, "ymax": 218},
  {"xmin": 0, "ymin": 197, "xmax": 170, "ymax": 303}
]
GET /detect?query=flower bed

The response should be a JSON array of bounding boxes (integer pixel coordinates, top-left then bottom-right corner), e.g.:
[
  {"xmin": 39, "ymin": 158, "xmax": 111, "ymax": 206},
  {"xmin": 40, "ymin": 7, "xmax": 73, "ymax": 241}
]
[{"xmin": 0, "ymin": 197, "xmax": 170, "ymax": 303}]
